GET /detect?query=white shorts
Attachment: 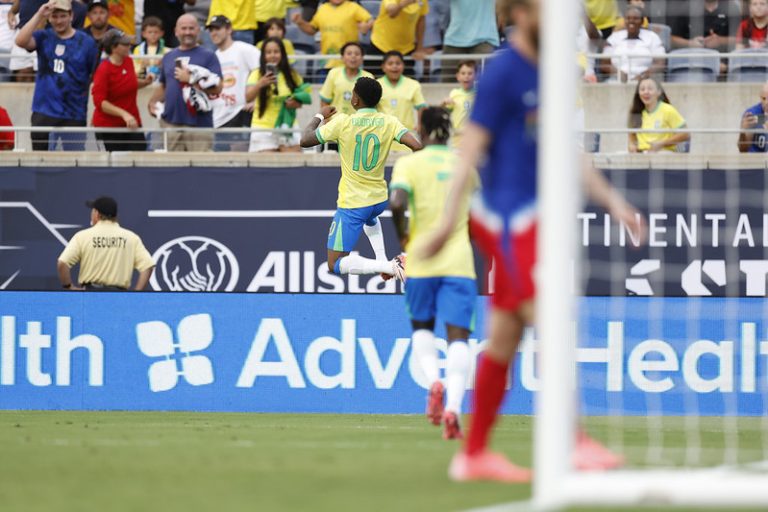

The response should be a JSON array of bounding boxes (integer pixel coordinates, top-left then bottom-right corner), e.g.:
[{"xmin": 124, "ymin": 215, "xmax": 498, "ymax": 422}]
[
  {"xmin": 248, "ymin": 127, "xmax": 299, "ymax": 152},
  {"xmin": 10, "ymin": 41, "xmax": 36, "ymax": 71}
]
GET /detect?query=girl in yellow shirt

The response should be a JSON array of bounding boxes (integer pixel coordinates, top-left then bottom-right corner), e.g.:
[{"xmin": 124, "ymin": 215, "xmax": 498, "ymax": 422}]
[
  {"xmin": 246, "ymin": 37, "xmax": 312, "ymax": 152},
  {"xmin": 377, "ymin": 51, "xmax": 426, "ymax": 150},
  {"xmin": 628, "ymin": 77, "xmax": 690, "ymax": 153}
]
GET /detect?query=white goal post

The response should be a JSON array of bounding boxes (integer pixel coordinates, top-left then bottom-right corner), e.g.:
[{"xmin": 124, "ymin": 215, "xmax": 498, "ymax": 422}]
[{"xmin": 534, "ymin": 0, "xmax": 768, "ymax": 508}]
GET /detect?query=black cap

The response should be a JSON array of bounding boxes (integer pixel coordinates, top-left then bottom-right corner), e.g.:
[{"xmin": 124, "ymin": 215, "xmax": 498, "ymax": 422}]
[
  {"xmin": 86, "ymin": 197, "xmax": 118, "ymax": 218},
  {"xmin": 206, "ymin": 15, "xmax": 231, "ymax": 29},
  {"xmin": 88, "ymin": 0, "xmax": 108, "ymax": 11}
]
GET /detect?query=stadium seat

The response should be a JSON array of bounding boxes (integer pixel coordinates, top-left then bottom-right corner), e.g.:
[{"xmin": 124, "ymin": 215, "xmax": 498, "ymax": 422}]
[
  {"xmin": 286, "ymin": 24, "xmax": 317, "ymax": 54},
  {"xmin": 666, "ymin": 48, "xmax": 720, "ymax": 83},
  {"xmin": 647, "ymin": 23, "xmax": 672, "ymax": 52},
  {"xmin": 360, "ymin": 0, "xmax": 382, "ymax": 16},
  {"xmin": 728, "ymin": 49, "xmax": 768, "ymax": 82}
]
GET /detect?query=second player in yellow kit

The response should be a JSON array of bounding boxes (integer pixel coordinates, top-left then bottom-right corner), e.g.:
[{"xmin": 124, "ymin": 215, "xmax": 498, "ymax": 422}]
[
  {"xmin": 300, "ymin": 77, "xmax": 422, "ymax": 281},
  {"xmin": 389, "ymin": 107, "xmax": 478, "ymax": 441}
]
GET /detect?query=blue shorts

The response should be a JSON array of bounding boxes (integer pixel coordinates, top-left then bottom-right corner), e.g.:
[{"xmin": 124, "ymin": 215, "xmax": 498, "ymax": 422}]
[
  {"xmin": 327, "ymin": 200, "xmax": 388, "ymax": 252},
  {"xmin": 404, "ymin": 277, "xmax": 477, "ymax": 331}
]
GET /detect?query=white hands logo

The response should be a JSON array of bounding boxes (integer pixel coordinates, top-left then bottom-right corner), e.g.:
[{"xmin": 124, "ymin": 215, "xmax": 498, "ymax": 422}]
[
  {"xmin": 136, "ymin": 314, "xmax": 215, "ymax": 392},
  {"xmin": 150, "ymin": 236, "xmax": 239, "ymax": 292}
]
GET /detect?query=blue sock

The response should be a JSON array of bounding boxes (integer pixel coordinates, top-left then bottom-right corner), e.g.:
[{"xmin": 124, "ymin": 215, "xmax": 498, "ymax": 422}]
[{"xmin": 333, "ymin": 258, "xmax": 342, "ymax": 275}]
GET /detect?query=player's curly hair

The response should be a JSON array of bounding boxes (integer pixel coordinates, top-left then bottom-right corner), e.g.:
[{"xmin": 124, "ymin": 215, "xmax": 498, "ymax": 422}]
[
  {"xmin": 353, "ymin": 77, "xmax": 382, "ymax": 108},
  {"xmin": 421, "ymin": 106, "xmax": 451, "ymax": 144}
]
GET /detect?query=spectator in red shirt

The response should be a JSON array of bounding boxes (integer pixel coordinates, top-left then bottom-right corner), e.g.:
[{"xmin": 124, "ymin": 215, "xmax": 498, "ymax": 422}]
[
  {"xmin": 0, "ymin": 106, "xmax": 14, "ymax": 150},
  {"xmin": 92, "ymin": 29, "xmax": 153, "ymax": 151},
  {"xmin": 737, "ymin": 0, "xmax": 768, "ymax": 49}
]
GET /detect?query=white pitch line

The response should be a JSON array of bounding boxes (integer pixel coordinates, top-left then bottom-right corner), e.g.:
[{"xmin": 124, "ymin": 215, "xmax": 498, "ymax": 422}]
[{"xmin": 462, "ymin": 500, "xmax": 539, "ymax": 512}]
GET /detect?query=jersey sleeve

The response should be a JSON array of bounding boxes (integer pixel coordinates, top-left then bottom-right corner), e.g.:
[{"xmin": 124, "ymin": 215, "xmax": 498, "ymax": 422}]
[
  {"xmin": 420, "ymin": 0, "xmax": 429, "ymax": 17},
  {"xmin": 665, "ymin": 104, "xmax": 686, "ymax": 128},
  {"xmin": 246, "ymin": 68, "xmax": 260, "ymax": 86},
  {"xmin": 390, "ymin": 157, "xmax": 414, "ymax": 194},
  {"xmin": 91, "ymin": 61, "xmax": 108, "ymax": 110},
  {"xmin": 413, "ymin": 82, "xmax": 426, "ymax": 109},
  {"xmin": 354, "ymin": 3, "xmax": 373, "ymax": 22},
  {"xmin": 318, "ymin": 70, "xmax": 334, "ymax": 103},
  {"xmin": 316, "ymin": 113, "xmax": 347, "ymax": 143},
  {"xmin": 470, "ymin": 57, "xmax": 509, "ymax": 133},
  {"xmin": 246, "ymin": 44, "xmax": 261, "ymax": 71},
  {"xmin": 31, "ymin": 30, "xmax": 46, "ymax": 51},
  {"xmin": 58, "ymin": 234, "xmax": 82, "ymax": 267},
  {"xmin": 309, "ymin": 7, "xmax": 322, "ymax": 30},
  {"xmin": 388, "ymin": 116, "xmax": 409, "ymax": 142}
]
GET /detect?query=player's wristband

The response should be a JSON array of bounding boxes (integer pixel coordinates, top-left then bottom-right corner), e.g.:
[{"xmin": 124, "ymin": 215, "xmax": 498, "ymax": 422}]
[{"xmin": 314, "ymin": 113, "xmax": 324, "ymax": 123}]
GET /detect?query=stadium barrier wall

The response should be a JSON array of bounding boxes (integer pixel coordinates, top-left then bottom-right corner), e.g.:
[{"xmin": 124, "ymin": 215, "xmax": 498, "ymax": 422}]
[
  {"xmin": 0, "ymin": 292, "xmax": 764, "ymax": 415},
  {"xmin": 2, "ymin": 163, "xmax": 768, "ymax": 297}
]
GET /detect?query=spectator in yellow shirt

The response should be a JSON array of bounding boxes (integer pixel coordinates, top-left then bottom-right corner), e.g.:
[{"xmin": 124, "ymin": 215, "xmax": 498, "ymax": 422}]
[
  {"xmin": 376, "ymin": 51, "xmax": 426, "ymax": 150},
  {"xmin": 628, "ymin": 77, "xmax": 690, "ymax": 153},
  {"xmin": 207, "ymin": 0, "xmax": 257, "ymax": 44},
  {"xmin": 291, "ymin": 0, "xmax": 372, "ymax": 70},
  {"xmin": 256, "ymin": 17, "xmax": 296, "ymax": 64},
  {"xmin": 369, "ymin": 0, "xmax": 428, "ymax": 77}
]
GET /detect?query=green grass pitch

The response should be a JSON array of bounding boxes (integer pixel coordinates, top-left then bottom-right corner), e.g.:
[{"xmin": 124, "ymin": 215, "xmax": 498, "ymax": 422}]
[{"xmin": 0, "ymin": 412, "xmax": 765, "ymax": 512}]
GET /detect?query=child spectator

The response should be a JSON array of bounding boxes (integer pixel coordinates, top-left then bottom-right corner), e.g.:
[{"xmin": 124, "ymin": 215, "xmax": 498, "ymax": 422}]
[
  {"xmin": 92, "ymin": 29, "xmax": 152, "ymax": 151},
  {"xmin": 377, "ymin": 51, "xmax": 426, "ymax": 151},
  {"xmin": 291, "ymin": 0, "xmax": 372, "ymax": 70},
  {"xmin": 256, "ymin": 17, "xmax": 295, "ymax": 64},
  {"xmin": 133, "ymin": 16, "xmax": 170, "ymax": 80},
  {"xmin": 628, "ymin": 77, "xmax": 690, "ymax": 153},
  {"xmin": 319, "ymin": 42, "xmax": 373, "ymax": 116},
  {"xmin": 0, "ymin": 105, "xmax": 14, "ymax": 150},
  {"xmin": 441, "ymin": 60, "xmax": 475, "ymax": 148},
  {"xmin": 245, "ymin": 37, "xmax": 311, "ymax": 152},
  {"xmin": 736, "ymin": 0, "xmax": 768, "ymax": 49}
]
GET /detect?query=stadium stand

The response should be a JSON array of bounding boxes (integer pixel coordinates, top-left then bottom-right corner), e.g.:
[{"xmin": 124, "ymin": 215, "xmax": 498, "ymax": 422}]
[
  {"xmin": 728, "ymin": 48, "xmax": 768, "ymax": 81},
  {"xmin": 666, "ymin": 48, "xmax": 721, "ymax": 82}
]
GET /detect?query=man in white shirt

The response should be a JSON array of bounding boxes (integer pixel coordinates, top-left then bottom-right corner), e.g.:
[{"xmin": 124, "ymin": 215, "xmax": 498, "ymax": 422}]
[
  {"xmin": 208, "ymin": 14, "xmax": 260, "ymax": 151},
  {"xmin": 601, "ymin": 6, "xmax": 664, "ymax": 82}
]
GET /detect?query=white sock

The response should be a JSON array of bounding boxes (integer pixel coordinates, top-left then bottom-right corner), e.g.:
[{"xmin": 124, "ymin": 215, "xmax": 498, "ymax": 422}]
[
  {"xmin": 445, "ymin": 341, "xmax": 470, "ymax": 413},
  {"xmin": 363, "ymin": 218, "xmax": 387, "ymax": 260},
  {"xmin": 412, "ymin": 329, "xmax": 439, "ymax": 384},
  {"xmin": 338, "ymin": 253, "xmax": 392, "ymax": 275}
]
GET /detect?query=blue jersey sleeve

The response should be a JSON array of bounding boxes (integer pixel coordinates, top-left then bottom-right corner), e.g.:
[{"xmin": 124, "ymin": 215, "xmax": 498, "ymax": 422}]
[{"xmin": 470, "ymin": 54, "xmax": 510, "ymax": 134}]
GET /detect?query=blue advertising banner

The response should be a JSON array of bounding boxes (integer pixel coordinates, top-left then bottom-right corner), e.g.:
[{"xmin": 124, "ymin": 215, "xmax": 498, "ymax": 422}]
[
  {"xmin": 0, "ymin": 292, "xmax": 765, "ymax": 416},
  {"xmin": 2, "ymin": 165, "xmax": 768, "ymax": 296}
]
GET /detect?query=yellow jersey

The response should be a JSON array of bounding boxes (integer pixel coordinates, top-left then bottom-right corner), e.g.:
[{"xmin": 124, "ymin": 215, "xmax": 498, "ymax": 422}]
[
  {"xmin": 247, "ymin": 69, "xmax": 305, "ymax": 128},
  {"xmin": 445, "ymin": 87, "xmax": 474, "ymax": 148},
  {"xmin": 637, "ymin": 101, "xmax": 686, "ymax": 152},
  {"xmin": 319, "ymin": 66, "xmax": 375, "ymax": 115},
  {"xmin": 584, "ymin": 0, "xmax": 620, "ymax": 30},
  {"xmin": 208, "ymin": 0, "xmax": 257, "ymax": 30},
  {"xmin": 377, "ymin": 75, "xmax": 426, "ymax": 131},
  {"xmin": 316, "ymin": 108, "xmax": 409, "ymax": 208},
  {"xmin": 390, "ymin": 145, "xmax": 477, "ymax": 278},
  {"xmin": 58, "ymin": 220, "xmax": 155, "ymax": 290},
  {"xmin": 310, "ymin": 1, "xmax": 372, "ymax": 68},
  {"xmin": 254, "ymin": 0, "xmax": 296, "ymax": 23},
  {"xmin": 370, "ymin": 0, "xmax": 429, "ymax": 54}
]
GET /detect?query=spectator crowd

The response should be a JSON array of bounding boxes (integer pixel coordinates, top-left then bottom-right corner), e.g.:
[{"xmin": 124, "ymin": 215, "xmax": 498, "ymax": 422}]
[{"xmin": 0, "ymin": 0, "xmax": 765, "ymax": 153}]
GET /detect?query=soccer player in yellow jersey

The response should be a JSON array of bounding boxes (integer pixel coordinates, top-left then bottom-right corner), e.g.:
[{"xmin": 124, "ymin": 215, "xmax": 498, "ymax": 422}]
[
  {"xmin": 300, "ymin": 77, "xmax": 422, "ymax": 280},
  {"xmin": 377, "ymin": 51, "xmax": 427, "ymax": 151},
  {"xmin": 389, "ymin": 107, "xmax": 478, "ymax": 440},
  {"xmin": 442, "ymin": 60, "xmax": 476, "ymax": 148}
]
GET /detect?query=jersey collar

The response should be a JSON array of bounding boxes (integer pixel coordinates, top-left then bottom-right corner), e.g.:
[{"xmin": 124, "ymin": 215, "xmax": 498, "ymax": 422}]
[{"xmin": 357, "ymin": 108, "xmax": 377, "ymax": 113}]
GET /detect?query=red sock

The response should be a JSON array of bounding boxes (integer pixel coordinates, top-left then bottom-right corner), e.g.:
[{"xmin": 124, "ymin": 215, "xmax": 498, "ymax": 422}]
[{"xmin": 465, "ymin": 353, "xmax": 510, "ymax": 456}]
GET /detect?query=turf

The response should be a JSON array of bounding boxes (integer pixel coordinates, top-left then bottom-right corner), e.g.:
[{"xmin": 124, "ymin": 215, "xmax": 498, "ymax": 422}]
[{"xmin": 1, "ymin": 412, "xmax": 765, "ymax": 512}]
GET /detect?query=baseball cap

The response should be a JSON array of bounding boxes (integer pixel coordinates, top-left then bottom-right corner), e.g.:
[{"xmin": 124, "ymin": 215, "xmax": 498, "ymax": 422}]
[
  {"xmin": 86, "ymin": 197, "xmax": 118, "ymax": 218},
  {"xmin": 50, "ymin": 0, "xmax": 72, "ymax": 12},
  {"xmin": 206, "ymin": 15, "xmax": 231, "ymax": 29},
  {"xmin": 87, "ymin": 0, "xmax": 108, "ymax": 11},
  {"xmin": 101, "ymin": 29, "xmax": 132, "ymax": 52}
]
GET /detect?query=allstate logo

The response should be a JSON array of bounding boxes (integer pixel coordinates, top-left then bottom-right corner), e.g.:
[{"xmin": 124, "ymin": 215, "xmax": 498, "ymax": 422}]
[
  {"xmin": 136, "ymin": 314, "xmax": 215, "ymax": 392},
  {"xmin": 150, "ymin": 236, "xmax": 239, "ymax": 291}
]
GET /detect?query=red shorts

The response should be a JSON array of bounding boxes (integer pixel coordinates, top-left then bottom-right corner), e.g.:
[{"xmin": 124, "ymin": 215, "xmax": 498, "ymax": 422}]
[{"xmin": 470, "ymin": 213, "xmax": 537, "ymax": 312}]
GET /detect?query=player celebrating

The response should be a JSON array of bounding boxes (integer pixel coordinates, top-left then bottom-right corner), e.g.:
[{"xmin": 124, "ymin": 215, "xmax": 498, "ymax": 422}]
[
  {"xmin": 300, "ymin": 77, "xmax": 422, "ymax": 280},
  {"xmin": 389, "ymin": 107, "xmax": 477, "ymax": 440},
  {"xmin": 425, "ymin": 0, "xmax": 644, "ymax": 483}
]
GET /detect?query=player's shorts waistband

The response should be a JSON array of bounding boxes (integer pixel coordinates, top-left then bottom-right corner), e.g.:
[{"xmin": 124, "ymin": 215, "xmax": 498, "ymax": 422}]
[{"xmin": 470, "ymin": 195, "xmax": 536, "ymax": 235}]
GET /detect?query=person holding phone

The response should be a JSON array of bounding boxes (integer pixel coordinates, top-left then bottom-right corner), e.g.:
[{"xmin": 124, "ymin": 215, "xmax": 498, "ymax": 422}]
[
  {"xmin": 738, "ymin": 80, "xmax": 768, "ymax": 153},
  {"xmin": 245, "ymin": 36, "xmax": 311, "ymax": 152}
]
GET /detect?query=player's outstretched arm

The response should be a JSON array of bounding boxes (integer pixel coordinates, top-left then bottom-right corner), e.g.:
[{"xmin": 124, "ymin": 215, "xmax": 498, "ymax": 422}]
[
  {"xmin": 582, "ymin": 153, "xmax": 647, "ymax": 244},
  {"xmin": 422, "ymin": 121, "xmax": 489, "ymax": 258},
  {"xmin": 389, "ymin": 189, "xmax": 409, "ymax": 252},
  {"xmin": 399, "ymin": 131, "xmax": 423, "ymax": 152},
  {"xmin": 300, "ymin": 106, "xmax": 336, "ymax": 148}
]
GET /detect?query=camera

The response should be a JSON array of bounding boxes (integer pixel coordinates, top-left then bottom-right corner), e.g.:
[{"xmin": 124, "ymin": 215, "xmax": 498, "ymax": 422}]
[{"xmin": 265, "ymin": 63, "xmax": 277, "ymax": 76}]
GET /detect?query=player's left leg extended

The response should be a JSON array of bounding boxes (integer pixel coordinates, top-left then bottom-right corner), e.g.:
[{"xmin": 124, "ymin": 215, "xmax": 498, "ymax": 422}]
[{"xmin": 327, "ymin": 202, "xmax": 405, "ymax": 280}]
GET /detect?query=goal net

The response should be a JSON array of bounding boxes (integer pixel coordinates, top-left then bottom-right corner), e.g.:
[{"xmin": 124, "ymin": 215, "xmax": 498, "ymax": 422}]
[{"xmin": 535, "ymin": 0, "xmax": 768, "ymax": 508}]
